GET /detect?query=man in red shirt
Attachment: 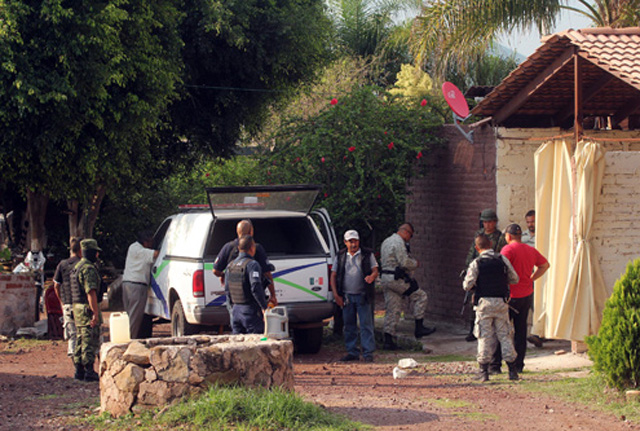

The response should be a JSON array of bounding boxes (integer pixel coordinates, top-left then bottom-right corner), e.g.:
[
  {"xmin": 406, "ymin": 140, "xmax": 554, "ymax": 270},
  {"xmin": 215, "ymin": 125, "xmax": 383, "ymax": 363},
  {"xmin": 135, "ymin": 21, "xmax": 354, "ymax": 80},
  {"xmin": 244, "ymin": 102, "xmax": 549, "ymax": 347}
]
[{"xmin": 492, "ymin": 223, "xmax": 550, "ymax": 373}]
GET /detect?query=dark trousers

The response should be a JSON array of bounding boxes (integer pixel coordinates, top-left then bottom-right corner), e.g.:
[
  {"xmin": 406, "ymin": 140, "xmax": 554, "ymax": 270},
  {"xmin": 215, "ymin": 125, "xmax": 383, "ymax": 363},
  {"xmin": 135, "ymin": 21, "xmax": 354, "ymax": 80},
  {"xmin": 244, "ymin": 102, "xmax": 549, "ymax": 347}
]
[
  {"xmin": 491, "ymin": 294, "xmax": 533, "ymax": 370},
  {"xmin": 231, "ymin": 304, "xmax": 264, "ymax": 334}
]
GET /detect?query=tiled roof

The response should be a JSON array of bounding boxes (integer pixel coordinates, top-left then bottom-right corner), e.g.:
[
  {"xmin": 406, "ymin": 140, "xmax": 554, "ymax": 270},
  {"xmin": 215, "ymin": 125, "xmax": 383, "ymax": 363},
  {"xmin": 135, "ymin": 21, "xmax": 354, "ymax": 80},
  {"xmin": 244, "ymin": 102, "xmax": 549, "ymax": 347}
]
[{"xmin": 472, "ymin": 27, "xmax": 640, "ymax": 127}]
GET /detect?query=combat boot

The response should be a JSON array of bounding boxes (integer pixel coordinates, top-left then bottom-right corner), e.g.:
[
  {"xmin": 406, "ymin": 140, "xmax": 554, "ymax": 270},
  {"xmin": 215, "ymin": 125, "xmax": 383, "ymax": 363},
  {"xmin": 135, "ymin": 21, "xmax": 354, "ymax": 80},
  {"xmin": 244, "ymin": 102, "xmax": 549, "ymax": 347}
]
[
  {"xmin": 414, "ymin": 319, "xmax": 436, "ymax": 338},
  {"xmin": 477, "ymin": 363, "xmax": 490, "ymax": 382},
  {"xmin": 507, "ymin": 361, "xmax": 519, "ymax": 381},
  {"xmin": 73, "ymin": 362, "xmax": 85, "ymax": 381},
  {"xmin": 84, "ymin": 363, "xmax": 100, "ymax": 382},
  {"xmin": 383, "ymin": 333, "xmax": 399, "ymax": 350}
]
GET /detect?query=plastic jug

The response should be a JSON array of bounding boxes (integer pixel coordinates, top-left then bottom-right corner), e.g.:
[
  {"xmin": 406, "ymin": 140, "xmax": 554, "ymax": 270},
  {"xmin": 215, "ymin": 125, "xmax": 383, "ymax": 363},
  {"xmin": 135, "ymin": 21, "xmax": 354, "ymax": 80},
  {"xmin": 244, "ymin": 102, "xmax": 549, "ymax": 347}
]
[
  {"xmin": 264, "ymin": 306, "xmax": 289, "ymax": 339},
  {"xmin": 109, "ymin": 312, "xmax": 131, "ymax": 343}
]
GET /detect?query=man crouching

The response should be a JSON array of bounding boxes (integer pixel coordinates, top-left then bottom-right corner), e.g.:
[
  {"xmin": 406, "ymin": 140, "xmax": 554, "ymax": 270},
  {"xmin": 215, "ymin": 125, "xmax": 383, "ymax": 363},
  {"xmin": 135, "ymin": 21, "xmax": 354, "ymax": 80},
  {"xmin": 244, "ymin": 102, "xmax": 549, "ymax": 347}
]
[{"xmin": 463, "ymin": 234, "xmax": 520, "ymax": 382}]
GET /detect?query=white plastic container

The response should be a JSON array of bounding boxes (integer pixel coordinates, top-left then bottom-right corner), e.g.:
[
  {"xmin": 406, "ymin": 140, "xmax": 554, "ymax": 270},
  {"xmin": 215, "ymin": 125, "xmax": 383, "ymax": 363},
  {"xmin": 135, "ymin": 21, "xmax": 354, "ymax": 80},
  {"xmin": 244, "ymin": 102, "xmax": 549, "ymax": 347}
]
[
  {"xmin": 264, "ymin": 306, "xmax": 289, "ymax": 339},
  {"xmin": 109, "ymin": 312, "xmax": 131, "ymax": 343}
]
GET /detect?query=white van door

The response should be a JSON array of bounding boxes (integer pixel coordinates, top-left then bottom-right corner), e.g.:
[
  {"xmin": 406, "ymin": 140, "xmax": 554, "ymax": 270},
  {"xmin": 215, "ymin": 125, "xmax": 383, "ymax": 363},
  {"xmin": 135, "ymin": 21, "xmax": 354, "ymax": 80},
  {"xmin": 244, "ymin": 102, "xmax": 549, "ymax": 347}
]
[{"xmin": 311, "ymin": 208, "xmax": 339, "ymax": 261}]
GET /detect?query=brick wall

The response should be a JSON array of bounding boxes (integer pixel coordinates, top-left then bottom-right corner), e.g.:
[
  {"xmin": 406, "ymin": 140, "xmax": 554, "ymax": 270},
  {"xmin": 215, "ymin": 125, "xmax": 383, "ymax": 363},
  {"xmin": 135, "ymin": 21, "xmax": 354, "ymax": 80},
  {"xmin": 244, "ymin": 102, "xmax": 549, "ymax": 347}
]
[
  {"xmin": 406, "ymin": 124, "xmax": 497, "ymax": 322},
  {"xmin": 0, "ymin": 274, "xmax": 35, "ymax": 335}
]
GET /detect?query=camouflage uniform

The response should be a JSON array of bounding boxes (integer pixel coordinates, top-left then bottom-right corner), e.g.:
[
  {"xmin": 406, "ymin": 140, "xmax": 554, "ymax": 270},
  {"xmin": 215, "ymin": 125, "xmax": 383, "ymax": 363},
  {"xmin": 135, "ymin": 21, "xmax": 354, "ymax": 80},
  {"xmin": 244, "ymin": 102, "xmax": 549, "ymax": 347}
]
[
  {"xmin": 463, "ymin": 249, "xmax": 519, "ymax": 379},
  {"xmin": 72, "ymin": 257, "xmax": 102, "ymax": 368},
  {"xmin": 465, "ymin": 229, "xmax": 506, "ymax": 266},
  {"xmin": 381, "ymin": 233, "xmax": 427, "ymax": 336}
]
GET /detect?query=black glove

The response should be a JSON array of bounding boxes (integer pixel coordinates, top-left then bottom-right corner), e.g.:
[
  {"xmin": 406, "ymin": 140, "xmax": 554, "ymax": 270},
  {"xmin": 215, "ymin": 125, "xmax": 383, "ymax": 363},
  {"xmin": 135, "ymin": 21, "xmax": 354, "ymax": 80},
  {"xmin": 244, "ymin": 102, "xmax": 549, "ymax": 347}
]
[{"xmin": 402, "ymin": 278, "xmax": 419, "ymax": 296}]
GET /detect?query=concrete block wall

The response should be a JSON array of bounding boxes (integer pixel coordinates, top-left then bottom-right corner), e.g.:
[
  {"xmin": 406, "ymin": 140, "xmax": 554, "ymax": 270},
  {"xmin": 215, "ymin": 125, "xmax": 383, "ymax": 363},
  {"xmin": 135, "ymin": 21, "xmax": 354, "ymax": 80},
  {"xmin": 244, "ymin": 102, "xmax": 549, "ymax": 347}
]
[
  {"xmin": 593, "ymin": 150, "xmax": 640, "ymax": 292},
  {"xmin": 0, "ymin": 274, "xmax": 35, "ymax": 335},
  {"xmin": 406, "ymin": 124, "xmax": 497, "ymax": 322}
]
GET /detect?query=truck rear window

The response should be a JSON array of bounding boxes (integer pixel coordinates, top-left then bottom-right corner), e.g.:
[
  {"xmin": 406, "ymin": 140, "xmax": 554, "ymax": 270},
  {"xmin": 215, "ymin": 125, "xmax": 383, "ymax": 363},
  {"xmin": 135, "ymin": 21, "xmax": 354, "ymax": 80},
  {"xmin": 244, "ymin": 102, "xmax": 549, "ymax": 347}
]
[{"xmin": 205, "ymin": 217, "xmax": 326, "ymax": 257}]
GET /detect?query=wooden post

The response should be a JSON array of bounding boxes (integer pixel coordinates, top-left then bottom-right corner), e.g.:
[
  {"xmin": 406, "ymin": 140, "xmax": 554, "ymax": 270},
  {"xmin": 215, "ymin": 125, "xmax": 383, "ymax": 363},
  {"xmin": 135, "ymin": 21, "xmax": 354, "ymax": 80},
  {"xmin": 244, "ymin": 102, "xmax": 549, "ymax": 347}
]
[{"xmin": 574, "ymin": 50, "xmax": 583, "ymax": 145}]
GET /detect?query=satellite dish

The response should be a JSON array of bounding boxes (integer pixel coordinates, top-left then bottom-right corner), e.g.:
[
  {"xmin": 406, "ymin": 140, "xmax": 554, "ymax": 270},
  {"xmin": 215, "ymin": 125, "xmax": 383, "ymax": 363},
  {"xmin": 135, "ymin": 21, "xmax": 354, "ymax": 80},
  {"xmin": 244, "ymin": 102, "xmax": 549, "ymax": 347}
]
[{"xmin": 441, "ymin": 81, "xmax": 473, "ymax": 142}]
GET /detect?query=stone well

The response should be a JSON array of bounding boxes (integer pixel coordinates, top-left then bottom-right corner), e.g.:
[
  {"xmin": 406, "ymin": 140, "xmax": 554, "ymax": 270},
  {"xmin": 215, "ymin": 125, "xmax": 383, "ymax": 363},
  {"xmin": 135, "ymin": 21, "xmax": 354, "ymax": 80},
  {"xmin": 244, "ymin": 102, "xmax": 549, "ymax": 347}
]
[
  {"xmin": 100, "ymin": 334, "xmax": 294, "ymax": 417},
  {"xmin": 0, "ymin": 274, "xmax": 35, "ymax": 336}
]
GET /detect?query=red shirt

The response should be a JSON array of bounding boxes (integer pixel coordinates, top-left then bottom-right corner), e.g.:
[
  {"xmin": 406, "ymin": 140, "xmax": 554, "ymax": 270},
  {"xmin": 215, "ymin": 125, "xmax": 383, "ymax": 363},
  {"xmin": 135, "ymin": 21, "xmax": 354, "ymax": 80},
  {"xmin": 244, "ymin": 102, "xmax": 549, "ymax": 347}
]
[{"xmin": 501, "ymin": 242, "xmax": 548, "ymax": 298}]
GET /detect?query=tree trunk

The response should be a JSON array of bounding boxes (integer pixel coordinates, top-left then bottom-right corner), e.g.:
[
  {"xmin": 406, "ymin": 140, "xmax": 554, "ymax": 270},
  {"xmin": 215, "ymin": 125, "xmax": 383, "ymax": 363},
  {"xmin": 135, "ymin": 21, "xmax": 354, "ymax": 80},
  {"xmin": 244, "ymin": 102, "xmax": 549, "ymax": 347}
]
[
  {"xmin": 67, "ymin": 184, "xmax": 107, "ymax": 239},
  {"xmin": 26, "ymin": 190, "xmax": 49, "ymax": 252}
]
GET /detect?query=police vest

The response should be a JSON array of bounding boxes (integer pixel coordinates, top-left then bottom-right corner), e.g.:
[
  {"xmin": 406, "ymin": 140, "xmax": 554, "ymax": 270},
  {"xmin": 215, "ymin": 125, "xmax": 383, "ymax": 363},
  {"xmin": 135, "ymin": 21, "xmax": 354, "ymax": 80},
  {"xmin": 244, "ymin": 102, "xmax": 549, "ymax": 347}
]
[
  {"xmin": 227, "ymin": 257, "xmax": 252, "ymax": 305},
  {"xmin": 474, "ymin": 254, "xmax": 509, "ymax": 302},
  {"xmin": 70, "ymin": 260, "xmax": 99, "ymax": 305},
  {"xmin": 335, "ymin": 247, "xmax": 375, "ymax": 303}
]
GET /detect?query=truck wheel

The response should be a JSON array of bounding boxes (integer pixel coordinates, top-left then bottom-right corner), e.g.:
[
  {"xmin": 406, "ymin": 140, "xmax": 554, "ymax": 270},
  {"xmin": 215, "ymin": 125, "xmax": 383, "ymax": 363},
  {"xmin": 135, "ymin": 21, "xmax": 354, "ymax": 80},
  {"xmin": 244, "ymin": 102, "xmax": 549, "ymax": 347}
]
[
  {"xmin": 171, "ymin": 299, "xmax": 198, "ymax": 337},
  {"xmin": 293, "ymin": 326, "xmax": 323, "ymax": 354}
]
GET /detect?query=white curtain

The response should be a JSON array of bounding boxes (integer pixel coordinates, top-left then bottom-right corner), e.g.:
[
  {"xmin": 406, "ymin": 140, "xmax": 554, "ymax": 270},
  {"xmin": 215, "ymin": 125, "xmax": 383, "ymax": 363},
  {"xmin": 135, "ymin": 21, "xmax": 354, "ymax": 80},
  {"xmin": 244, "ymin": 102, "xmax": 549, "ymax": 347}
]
[
  {"xmin": 533, "ymin": 140, "xmax": 573, "ymax": 339},
  {"xmin": 554, "ymin": 140, "xmax": 608, "ymax": 340}
]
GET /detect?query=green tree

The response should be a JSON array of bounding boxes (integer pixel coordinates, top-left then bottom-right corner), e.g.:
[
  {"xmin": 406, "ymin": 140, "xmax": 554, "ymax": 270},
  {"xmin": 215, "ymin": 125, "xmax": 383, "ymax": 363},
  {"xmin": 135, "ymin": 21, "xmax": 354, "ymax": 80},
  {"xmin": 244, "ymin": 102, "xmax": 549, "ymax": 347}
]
[
  {"xmin": 411, "ymin": 0, "xmax": 640, "ymax": 77},
  {"xmin": 587, "ymin": 258, "xmax": 640, "ymax": 391},
  {"xmin": 260, "ymin": 85, "xmax": 443, "ymax": 246},
  {"xmin": 0, "ymin": 0, "xmax": 183, "ymax": 249}
]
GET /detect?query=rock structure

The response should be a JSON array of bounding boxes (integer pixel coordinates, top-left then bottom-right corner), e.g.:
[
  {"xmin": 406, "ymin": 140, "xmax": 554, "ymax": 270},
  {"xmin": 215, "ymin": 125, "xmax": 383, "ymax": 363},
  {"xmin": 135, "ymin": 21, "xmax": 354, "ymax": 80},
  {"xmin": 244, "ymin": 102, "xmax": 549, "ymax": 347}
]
[
  {"xmin": 0, "ymin": 274, "xmax": 35, "ymax": 336},
  {"xmin": 100, "ymin": 335, "xmax": 294, "ymax": 417}
]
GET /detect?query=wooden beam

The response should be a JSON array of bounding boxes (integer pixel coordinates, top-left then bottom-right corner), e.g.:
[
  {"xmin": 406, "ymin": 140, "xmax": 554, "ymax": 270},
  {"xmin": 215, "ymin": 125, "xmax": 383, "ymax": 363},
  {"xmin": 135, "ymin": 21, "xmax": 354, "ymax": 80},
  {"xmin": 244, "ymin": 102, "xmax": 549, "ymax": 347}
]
[
  {"xmin": 612, "ymin": 96, "xmax": 640, "ymax": 127},
  {"xmin": 493, "ymin": 47, "xmax": 575, "ymax": 125},
  {"xmin": 574, "ymin": 52, "xmax": 583, "ymax": 143},
  {"xmin": 554, "ymin": 72, "xmax": 614, "ymax": 124}
]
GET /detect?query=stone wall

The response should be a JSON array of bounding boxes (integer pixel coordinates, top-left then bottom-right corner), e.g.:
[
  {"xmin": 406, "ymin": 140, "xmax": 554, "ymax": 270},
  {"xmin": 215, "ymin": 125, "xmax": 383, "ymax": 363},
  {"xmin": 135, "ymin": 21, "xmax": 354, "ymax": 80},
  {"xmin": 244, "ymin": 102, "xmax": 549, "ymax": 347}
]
[
  {"xmin": 0, "ymin": 274, "xmax": 35, "ymax": 335},
  {"xmin": 100, "ymin": 335, "xmax": 294, "ymax": 417},
  {"xmin": 406, "ymin": 124, "xmax": 497, "ymax": 321}
]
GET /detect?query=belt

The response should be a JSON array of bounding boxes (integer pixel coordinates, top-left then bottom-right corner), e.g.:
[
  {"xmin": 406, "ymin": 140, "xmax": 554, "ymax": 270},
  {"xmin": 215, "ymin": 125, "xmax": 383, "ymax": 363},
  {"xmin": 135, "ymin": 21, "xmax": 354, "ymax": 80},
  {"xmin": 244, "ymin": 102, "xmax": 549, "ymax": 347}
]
[{"xmin": 123, "ymin": 281, "xmax": 148, "ymax": 286}]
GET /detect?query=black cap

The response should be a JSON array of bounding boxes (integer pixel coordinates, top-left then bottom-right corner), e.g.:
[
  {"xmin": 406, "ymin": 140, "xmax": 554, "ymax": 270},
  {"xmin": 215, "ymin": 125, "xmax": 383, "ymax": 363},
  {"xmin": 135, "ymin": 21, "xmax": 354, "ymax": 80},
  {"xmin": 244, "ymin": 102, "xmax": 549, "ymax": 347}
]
[{"xmin": 505, "ymin": 224, "xmax": 522, "ymax": 235}]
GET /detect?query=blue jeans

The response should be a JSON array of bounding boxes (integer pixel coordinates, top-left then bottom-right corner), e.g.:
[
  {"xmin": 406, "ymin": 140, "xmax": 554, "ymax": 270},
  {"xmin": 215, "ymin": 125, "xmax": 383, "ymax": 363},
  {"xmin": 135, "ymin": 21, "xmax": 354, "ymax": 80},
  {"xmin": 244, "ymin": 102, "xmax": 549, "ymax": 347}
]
[{"xmin": 343, "ymin": 293, "xmax": 375, "ymax": 358}]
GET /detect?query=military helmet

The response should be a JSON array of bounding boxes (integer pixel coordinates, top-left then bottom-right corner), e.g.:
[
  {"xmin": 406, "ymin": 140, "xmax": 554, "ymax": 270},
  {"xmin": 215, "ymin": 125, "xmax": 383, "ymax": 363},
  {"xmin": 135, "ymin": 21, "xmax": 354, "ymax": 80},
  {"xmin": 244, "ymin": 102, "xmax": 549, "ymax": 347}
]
[
  {"xmin": 80, "ymin": 238, "xmax": 102, "ymax": 252},
  {"xmin": 480, "ymin": 209, "xmax": 498, "ymax": 221}
]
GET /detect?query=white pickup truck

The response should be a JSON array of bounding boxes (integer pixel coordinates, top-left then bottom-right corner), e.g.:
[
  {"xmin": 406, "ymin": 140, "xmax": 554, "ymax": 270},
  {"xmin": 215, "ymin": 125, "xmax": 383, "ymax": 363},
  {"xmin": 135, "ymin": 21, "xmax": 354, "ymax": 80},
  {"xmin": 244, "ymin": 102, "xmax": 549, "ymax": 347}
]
[{"xmin": 146, "ymin": 185, "xmax": 339, "ymax": 353}]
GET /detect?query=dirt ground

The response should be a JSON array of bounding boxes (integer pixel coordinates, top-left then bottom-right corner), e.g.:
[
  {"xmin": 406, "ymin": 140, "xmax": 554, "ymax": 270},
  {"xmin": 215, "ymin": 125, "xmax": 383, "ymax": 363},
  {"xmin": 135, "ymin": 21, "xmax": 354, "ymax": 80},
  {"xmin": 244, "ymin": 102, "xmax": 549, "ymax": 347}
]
[{"xmin": 1, "ymin": 314, "xmax": 638, "ymax": 431}]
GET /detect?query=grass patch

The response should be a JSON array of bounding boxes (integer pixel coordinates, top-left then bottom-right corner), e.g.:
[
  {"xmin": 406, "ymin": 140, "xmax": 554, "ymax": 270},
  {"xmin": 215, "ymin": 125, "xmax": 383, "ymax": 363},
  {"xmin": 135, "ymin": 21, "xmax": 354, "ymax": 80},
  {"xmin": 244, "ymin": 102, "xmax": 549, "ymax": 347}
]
[
  {"xmin": 427, "ymin": 398, "xmax": 472, "ymax": 409},
  {"xmin": 423, "ymin": 354, "xmax": 475, "ymax": 363},
  {"xmin": 518, "ymin": 371, "xmax": 640, "ymax": 422},
  {"xmin": 36, "ymin": 394, "xmax": 63, "ymax": 401},
  {"xmin": 0, "ymin": 338, "xmax": 52, "ymax": 353},
  {"xmin": 86, "ymin": 385, "xmax": 370, "ymax": 431}
]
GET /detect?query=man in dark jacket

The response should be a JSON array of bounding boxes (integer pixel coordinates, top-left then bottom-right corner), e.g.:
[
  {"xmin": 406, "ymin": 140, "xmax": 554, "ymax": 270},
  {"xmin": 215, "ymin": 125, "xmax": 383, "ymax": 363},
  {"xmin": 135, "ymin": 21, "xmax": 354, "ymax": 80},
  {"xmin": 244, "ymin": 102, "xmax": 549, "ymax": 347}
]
[{"xmin": 330, "ymin": 230, "xmax": 379, "ymax": 362}]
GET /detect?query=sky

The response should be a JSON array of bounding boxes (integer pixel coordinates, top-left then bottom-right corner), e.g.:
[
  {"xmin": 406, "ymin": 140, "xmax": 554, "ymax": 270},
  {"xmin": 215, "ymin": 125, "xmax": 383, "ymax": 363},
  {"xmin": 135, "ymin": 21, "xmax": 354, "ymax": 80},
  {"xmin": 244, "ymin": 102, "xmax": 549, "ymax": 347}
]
[{"xmin": 497, "ymin": 1, "xmax": 593, "ymax": 58}]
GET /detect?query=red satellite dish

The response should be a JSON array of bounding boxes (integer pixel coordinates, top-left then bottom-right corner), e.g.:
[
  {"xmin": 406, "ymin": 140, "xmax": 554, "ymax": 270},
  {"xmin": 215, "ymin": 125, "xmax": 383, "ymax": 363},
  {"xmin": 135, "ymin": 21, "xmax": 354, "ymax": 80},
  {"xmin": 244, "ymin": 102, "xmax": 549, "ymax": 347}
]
[{"xmin": 442, "ymin": 81, "xmax": 470, "ymax": 119}]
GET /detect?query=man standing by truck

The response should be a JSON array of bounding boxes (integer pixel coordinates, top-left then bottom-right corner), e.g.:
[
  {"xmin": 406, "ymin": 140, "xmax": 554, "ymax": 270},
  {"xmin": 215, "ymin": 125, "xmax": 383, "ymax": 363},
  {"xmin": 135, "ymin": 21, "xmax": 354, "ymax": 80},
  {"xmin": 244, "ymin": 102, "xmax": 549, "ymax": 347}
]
[
  {"xmin": 224, "ymin": 235, "xmax": 268, "ymax": 334},
  {"xmin": 214, "ymin": 219, "xmax": 277, "ymax": 306}
]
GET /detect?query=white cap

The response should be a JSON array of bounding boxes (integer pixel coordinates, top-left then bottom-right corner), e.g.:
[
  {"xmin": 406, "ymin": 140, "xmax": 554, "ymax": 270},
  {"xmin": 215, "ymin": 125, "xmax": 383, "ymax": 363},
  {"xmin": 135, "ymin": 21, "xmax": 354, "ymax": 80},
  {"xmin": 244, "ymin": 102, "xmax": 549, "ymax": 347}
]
[{"xmin": 344, "ymin": 230, "xmax": 359, "ymax": 241}]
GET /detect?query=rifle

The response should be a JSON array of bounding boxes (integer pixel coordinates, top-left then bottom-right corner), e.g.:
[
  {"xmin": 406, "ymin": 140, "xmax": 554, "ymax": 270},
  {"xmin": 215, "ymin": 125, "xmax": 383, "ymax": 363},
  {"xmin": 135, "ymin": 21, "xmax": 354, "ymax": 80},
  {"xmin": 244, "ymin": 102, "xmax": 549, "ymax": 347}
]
[{"xmin": 459, "ymin": 268, "xmax": 475, "ymax": 315}]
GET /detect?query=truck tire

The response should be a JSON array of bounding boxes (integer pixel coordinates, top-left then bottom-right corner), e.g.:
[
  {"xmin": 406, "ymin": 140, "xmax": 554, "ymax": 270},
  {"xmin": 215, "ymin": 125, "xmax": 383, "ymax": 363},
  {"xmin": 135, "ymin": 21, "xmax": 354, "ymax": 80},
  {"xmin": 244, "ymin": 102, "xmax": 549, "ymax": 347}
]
[
  {"xmin": 293, "ymin": 326, "xmax": 323, "ymax": 354},
  {"xmin": 171, "ymin": 299, "xmax": 198, "ymax": 337}
]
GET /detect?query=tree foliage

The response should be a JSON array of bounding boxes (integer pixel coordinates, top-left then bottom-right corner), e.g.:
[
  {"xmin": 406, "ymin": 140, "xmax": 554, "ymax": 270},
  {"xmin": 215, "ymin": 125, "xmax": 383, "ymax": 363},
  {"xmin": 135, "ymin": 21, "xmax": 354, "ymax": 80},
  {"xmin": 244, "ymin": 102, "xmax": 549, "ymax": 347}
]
[
  {"xmin": 411, "ymin": 0, "xmax": 640, "ymax": 77},
  {"xmin": 587, "ymin": 258, "xmax": 640, "ymax": 391},
  {"xmin": 261, "ymin": 85, "xmax": 443, "ymax": 246}
]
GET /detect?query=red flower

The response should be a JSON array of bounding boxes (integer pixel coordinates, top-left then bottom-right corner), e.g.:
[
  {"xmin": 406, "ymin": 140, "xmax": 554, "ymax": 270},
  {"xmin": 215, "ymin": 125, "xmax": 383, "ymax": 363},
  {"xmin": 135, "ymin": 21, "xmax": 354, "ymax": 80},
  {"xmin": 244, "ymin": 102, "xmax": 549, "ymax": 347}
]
[
  {"xmin": 384, "ymin": 131, "xmax": 387, "ymax": 135},
  {"xmin": 421, "ymin": 99, "xmax": 427, "ymax": 107},
  {"xmin": 377, "ymin": 194, "xmax": 381, "ymax": 199},
  {"xmin": 416, "ymin": 151, "xmax": 423, "ymax": 159},
  {"xmin": 388, "ymin": 142, "xmax": 394, "ymax": 150},
  {"xmin": 330, "ymin": 98, "xmax": 338, "ymax": 105},
  {"xmin": 343, "ymin": 155, "xmax": 347, "ymax": 160},
  {"xmin": 324, "ymin": 192, "xmax": 328, "ymax": 198},
  {"xmin": 348, "ymin": 146, "xmax": 356, "ymax": 152},
  {"xmin": 321, "ymin": 157, "xmax": 325, "ymax": 163},
  {"xmin": 294, "ymin": 157, "xmax": 301, "ymax": 163},
  {"xmin": 205, "ymin": 173, "xmax": 210, "ymax": 177}
]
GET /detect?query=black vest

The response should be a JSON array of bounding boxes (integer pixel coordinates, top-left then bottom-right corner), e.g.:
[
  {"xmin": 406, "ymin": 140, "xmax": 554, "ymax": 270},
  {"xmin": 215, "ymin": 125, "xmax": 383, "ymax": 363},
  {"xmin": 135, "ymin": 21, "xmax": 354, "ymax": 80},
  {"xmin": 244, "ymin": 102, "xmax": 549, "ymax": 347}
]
[
  {"xmin": 336, "ymin": 247, "xmax": 375, "ymax": 303},
  {"xmin": 227, "ymin": 257, "xmax": 252, "ymax": 305},
  {"xmin": 474, "ymin": 254, "xmax": 509, "ymax": 302},
  {"xmin": 59, "ymin": 256, "xmax": 80, "ymax": 305},
  {"xmin": 70, "ymin": 259, "xmax": 99, "ymax": 305}
]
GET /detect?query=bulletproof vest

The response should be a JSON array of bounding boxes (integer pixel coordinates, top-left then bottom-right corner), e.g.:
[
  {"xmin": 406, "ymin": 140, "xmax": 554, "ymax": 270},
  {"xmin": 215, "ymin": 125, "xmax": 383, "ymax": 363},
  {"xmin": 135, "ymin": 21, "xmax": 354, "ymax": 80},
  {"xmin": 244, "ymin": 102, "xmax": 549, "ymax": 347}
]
[
  {"xmin": 474, "ymin": 254, "xmax": 509, "ymax": 300},
  {"xmin": 70, "ymin": 260, "xmax": 93, "ymax": 305},
  {"xmin": 227, "ymin": 257, "xmax": 251, "ymax": 304},
  {"xmin": 60, "ymin": 256, "xmax": 80, "ymax": 305}
]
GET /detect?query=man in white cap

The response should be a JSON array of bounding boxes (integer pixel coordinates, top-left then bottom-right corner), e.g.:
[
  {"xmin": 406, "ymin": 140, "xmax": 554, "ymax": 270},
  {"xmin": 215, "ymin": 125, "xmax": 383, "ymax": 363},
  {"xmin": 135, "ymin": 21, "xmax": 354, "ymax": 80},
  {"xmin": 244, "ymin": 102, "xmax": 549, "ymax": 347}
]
[{"xmin": 330, "ymin": 230, "xmax": 379, "ymax": 362}]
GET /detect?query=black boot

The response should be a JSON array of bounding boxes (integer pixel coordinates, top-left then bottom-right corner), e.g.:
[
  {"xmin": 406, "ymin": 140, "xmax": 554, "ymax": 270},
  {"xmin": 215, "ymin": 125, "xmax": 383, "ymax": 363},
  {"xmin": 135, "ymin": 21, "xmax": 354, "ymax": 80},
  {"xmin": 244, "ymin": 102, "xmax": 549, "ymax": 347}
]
[
  {"xmin": 477, "ymin": 363, "xmax": 490, "ymax": 382},
  {"xmin": 507, "ymin": 361, "xmax": 519, "ymax": 381},
  {"xmin": 414, "ymin": 319, "xmax": 436, "ymax": 338},
  {"xmin": 383, "ymin": 333, "xmax": 399, "ymax": 350},
  {"xmin": 84, "ymin": 363, "xmax": 99, "ymax": 382},
  {"xmin": 73, "ymin": 362, "xmax": 85, "ymax": 381},
  {"xmin": 465, "ymin": 319, "xmax": 476, "ymax": 342}
]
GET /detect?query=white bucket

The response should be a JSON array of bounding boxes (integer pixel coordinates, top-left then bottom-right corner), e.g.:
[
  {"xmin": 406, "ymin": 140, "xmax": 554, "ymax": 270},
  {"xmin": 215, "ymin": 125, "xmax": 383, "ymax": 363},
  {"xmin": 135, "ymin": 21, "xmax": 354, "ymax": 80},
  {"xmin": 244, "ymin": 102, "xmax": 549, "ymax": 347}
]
[
  {"xmin": 264, "ymin": 306, "xmax": 289, "ymax": 339},
  {"xmin": 109, "ymin": 312, "xmax": 131, "ymax": 343}
]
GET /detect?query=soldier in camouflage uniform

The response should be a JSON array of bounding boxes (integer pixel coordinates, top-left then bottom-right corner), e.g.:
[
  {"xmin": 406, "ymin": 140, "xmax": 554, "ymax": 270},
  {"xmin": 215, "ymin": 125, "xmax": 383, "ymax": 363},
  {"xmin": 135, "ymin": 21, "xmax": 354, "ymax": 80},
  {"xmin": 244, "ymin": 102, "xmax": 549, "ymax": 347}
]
[
  {"xmin": 463, "ymin": 234, "xmax": 520, "ymax": 382},
  {"xmin": 70, "ymin": 239, "xmax": 103, "ymax": 382},
  {"xmin": 380, "ymin": 223, "xmax": 435, "ymax": 350},
  {"xmin": 464, "ymin": 209, "xmax": 506, "ymax": 343}
]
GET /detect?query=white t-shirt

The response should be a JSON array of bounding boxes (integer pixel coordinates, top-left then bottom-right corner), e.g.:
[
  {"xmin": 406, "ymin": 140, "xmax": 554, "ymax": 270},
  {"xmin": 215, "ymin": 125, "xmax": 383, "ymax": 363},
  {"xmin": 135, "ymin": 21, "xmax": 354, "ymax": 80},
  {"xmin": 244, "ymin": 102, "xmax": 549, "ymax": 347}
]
[{"xmin": 122, "ymin": 241, "xmax": 156, "ymax": 285}]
